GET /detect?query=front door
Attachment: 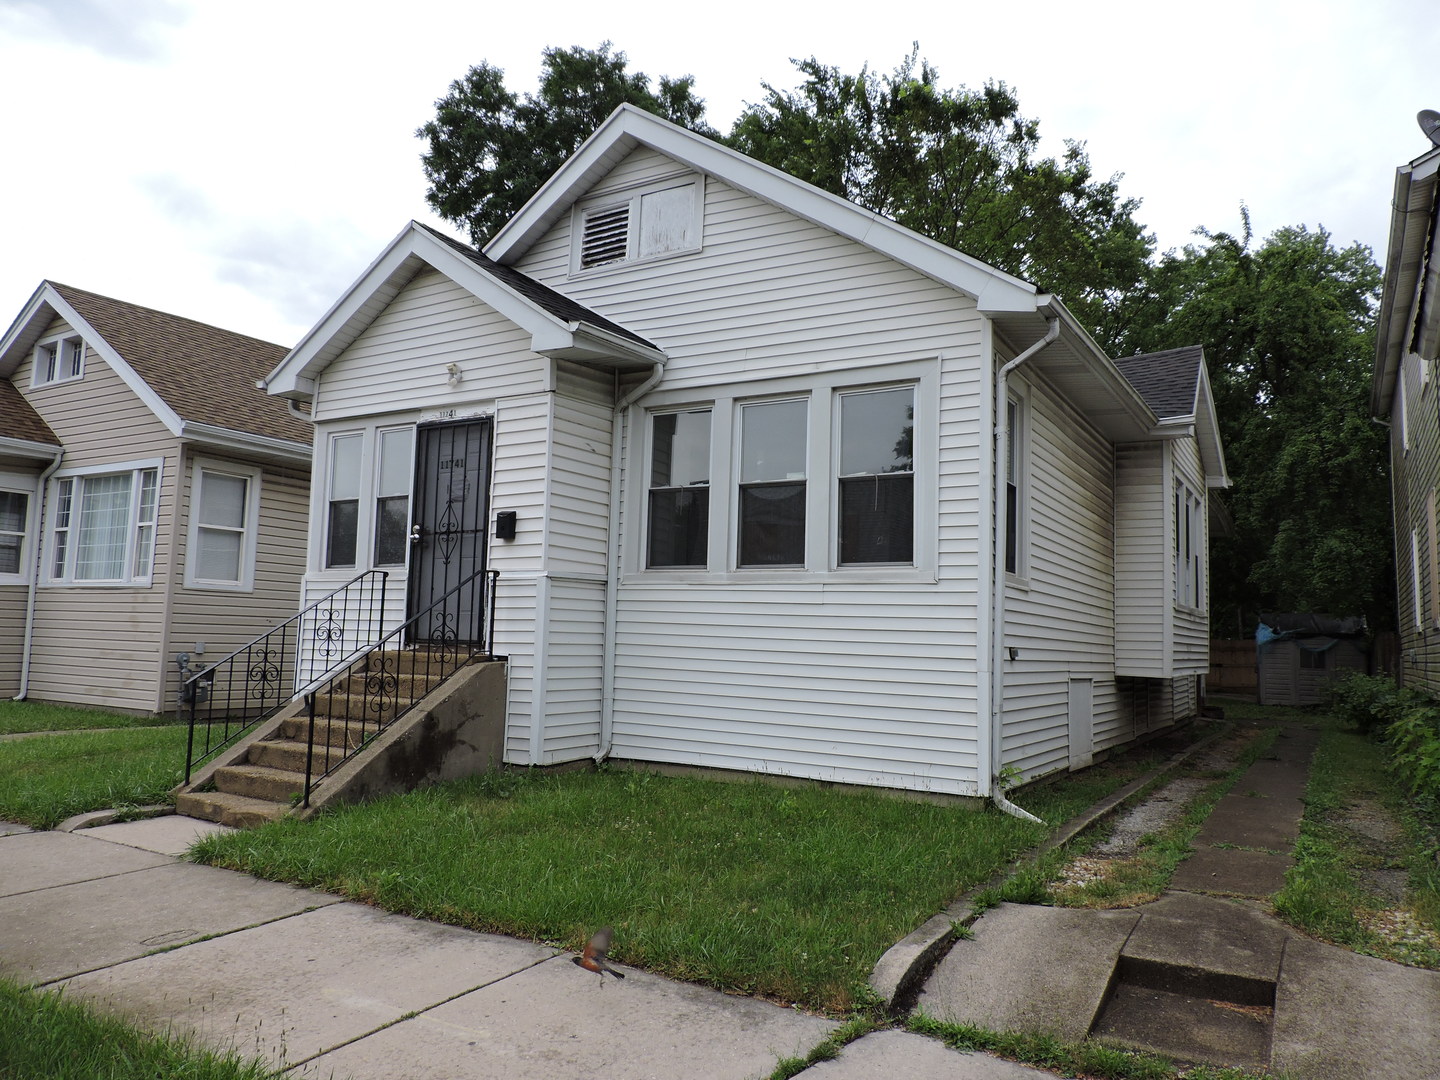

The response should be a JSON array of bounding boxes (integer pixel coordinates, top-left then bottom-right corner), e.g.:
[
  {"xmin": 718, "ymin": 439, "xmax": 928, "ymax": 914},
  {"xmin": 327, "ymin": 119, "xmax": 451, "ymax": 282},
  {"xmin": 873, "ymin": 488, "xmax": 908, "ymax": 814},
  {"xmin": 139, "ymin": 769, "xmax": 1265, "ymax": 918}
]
[{"xmin": 408, "ymin": 419, "xmax": 492, "ymax": 645}]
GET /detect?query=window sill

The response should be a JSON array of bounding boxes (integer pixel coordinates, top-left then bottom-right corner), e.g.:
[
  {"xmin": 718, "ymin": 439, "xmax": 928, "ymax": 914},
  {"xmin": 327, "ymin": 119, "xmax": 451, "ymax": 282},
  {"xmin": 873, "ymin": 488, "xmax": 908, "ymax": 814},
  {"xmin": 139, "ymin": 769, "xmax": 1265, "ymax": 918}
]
[
  {"xmin": 184, "ymin": 580, "xmax": 255, "ymax": 593},
  {"xmin": 623, "ymin": 567, "xmax": 938, "ymax": 587},
  {"xmin": 40, "ymin": 580, "xmax": 154, "ymax": 589}
]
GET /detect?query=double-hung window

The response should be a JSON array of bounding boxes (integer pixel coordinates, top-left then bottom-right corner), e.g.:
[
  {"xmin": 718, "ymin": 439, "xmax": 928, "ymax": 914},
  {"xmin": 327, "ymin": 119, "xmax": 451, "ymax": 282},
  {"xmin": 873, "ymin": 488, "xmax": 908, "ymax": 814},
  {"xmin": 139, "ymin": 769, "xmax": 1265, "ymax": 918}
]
[
  {"xmin": 323, "ymin": 426, "xmax": 415, "ymax": 571},
  {"xmin": 1175, "ymin": 482, "xmax": 1204, "ymax": 609},
  {"xmin": 837, "ymin": 386, "xmax": 914, "ymax": 564},
  {"xmin": 33, "ymin": 334, "xmax": 84, "ymax": 387},
  {"xmin": 647, "ymin": 409, "xmax": 711, "ymax": 568},
  {"xmin": 325, "ymin": 433, "xmax": 363, "ymax": 568},
  {"xmin": 186, "ymin": 462, "xmax": 261, "ymax": 589},
  {"xmin": 374, "ymin": 428, "xmax": 413, "ymax": 566},
  {"xmin": 1004, "ymin": 395, "xmax": 1026, "ymax": 576},
  {"xmin": 0, "ymin": 487, "xmax": 31, "ymax": 582},
  {"xmin": 47, "ymin": 463, "xmax": 161, "ymax": 584},
  {"xmin": 738, "ymin": 399, "xmax": 808, "ymax": 567}
]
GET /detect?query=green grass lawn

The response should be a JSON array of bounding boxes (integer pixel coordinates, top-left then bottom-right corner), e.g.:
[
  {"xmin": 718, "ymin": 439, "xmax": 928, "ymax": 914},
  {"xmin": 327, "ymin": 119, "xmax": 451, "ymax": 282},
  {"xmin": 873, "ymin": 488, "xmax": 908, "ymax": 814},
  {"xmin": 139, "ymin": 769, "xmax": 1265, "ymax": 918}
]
[
  {"xmin": 0, "ymin": 977, "xmax": 282, "ymax": 1080},
  {"xmin": 0, "ymin": 726, "xmax": 187, "ymax": 829},
  {"xmin": 0, "ymin": 699, "xmax": 174, "ymax": 735},
  {"xmin": 190, "ymin": 743, "xmax": 1179, "ymax": 1014}
]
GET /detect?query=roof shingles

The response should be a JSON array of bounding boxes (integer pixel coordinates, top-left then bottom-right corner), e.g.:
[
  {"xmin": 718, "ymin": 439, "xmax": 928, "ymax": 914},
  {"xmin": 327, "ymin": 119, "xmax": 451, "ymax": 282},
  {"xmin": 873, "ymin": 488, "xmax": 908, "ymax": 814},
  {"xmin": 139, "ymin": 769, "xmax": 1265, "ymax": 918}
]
[
  {"xmin": 1114, "ymin": 346, "xmax": 1204, "ymax": 420},
  {"xmin": 49, "ymin": 283, "xmax": 310, "ymax": 444}
]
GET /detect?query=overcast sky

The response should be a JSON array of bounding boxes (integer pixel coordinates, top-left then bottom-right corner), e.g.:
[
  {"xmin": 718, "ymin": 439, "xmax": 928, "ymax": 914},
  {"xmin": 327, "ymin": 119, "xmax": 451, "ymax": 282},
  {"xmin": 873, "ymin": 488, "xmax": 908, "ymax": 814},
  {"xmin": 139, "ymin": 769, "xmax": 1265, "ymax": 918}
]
[{"xmin": 2, "ymin": 0, "xmax": 1437, "ymax": 350}]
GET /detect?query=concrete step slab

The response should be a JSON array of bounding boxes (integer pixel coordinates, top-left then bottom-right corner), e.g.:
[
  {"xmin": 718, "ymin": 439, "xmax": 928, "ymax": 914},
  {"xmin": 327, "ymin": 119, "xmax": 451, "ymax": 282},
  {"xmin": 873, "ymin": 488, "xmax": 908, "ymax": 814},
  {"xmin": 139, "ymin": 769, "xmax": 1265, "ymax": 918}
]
[
  {"xmin": 175, "ymin": 790, "xmax": 291, "ymax": 828},
  {"xmin": 1170, "ymin": 846, "xmax": 1293, "ymax": 896},
  {"xmin": 1121, "ymin": 893, "xmax": 1286, "ymax": 989},
  {"xmin": 779, "ymin": 1029, "xmax": 1056, "ymax": 1078},
  {"xmin": 213, "ymin": 762, "xmax": 307, "ymax": 804},
  {"xmin": 0, "ymin": 831, "xmax": 171, "ymax": 897},
  {"xmin": 79, "ymin": 815, "xmax": 236, "ymax": 857},
  {"xmin": 302, "ymin": 942, "xmax": 836, "ymax": 1080},
  {"xmin": 0, "ymin": 861, "xmax": 340, "ymax": 985},
  {"xmin": 914, "ymin": 903, "xmax": 1140, "ymax": 1042},
  {"xmin": 247, "ymin": 738, "xmax": 310, "ymax": 772},
  {"xmin": 1092, "ymin": 982, "xmax": 1271, "ymax": 1068},
  {"xmin": 1272, "ymin": 934, "xmax": 1440, "ymax": 1080}
]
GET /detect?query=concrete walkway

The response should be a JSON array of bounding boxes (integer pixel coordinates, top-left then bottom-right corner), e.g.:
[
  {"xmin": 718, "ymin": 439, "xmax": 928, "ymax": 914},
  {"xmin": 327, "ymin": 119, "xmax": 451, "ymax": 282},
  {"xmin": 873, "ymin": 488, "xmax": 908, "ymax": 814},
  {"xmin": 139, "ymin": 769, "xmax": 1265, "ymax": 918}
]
[
  {"xmin": 913, "ymin": 723, "xmax": 1440, "ymax": 1078},
  {"xmin": 0, "ymin": 816, "xmax": 1052, "ymax": 1080}
]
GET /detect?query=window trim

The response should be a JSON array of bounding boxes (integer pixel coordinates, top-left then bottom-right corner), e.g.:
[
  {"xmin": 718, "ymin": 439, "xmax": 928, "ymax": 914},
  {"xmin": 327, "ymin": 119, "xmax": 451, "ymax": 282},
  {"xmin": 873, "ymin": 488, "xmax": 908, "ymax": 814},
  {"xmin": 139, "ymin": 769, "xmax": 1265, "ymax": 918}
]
[
  {"xmin": 0, "ymin": 475, "xmax": 37, "ymax": 585},
  {"xmin": 31, "ymin": 332, "xmax": 85, "ymax": 388},
  {"xmin": 184, "ymin": 458, "xmax": 262, "ymax": 592},
  {"xmin": 1174, "ymin": 480, "xmax": 1206, "ymax": 613},
  {"xmin": 645, "ymin": 407, "xmax": 713, "ymax": 570},
  {"xmin": 1003, "ymin": 387, "xmax": 1030, "ymax": 583},
  {"xmin": 833, "ymin": 384, "xmax": 916, "ymax": 568},
  {"xmin": 43, "ymin": 458, "xmax": 164, "ymax": 587},
  {"xmin": 569, "ymin": 174, "xmax": 704, "ymax": 276},
  {"xmin": 626, "ymin": 360, "xmax": 937, "ymax": 584},
  {"xmin": 314, "ymin": 421, "xmax": 419, "ymax": 576}
]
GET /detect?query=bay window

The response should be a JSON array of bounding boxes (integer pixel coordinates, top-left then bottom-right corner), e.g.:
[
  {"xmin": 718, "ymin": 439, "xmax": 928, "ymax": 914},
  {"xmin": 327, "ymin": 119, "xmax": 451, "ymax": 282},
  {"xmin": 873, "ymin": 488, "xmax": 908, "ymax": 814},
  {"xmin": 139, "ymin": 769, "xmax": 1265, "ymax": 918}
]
[{"xmin": 47, "ymin": 462, "xmax": 161, "ymax": 584}]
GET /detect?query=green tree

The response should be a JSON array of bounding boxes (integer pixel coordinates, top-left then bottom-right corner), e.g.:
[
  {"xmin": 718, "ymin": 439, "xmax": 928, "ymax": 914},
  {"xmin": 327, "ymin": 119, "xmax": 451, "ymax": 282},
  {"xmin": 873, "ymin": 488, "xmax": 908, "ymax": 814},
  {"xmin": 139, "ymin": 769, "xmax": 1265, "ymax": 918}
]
[
  {"xmin": 418, "ymin": 44, "xmax": 713, "ymax": 246},
  {"xmin": 728, "ymin": 49, "xmax": 1154, "ymax": 347},
  {"xmin": 1115, "ymin": 211, "xmax": 1389, "ymax": 630}
]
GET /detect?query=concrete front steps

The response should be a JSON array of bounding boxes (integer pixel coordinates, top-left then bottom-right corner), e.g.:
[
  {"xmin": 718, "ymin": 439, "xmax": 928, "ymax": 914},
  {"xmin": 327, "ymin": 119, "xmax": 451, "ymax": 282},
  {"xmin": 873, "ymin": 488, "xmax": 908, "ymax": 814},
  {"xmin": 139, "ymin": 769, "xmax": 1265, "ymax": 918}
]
[{"xmin": 175, "ymin": 650, "xmax": 506, "ymax": 828}]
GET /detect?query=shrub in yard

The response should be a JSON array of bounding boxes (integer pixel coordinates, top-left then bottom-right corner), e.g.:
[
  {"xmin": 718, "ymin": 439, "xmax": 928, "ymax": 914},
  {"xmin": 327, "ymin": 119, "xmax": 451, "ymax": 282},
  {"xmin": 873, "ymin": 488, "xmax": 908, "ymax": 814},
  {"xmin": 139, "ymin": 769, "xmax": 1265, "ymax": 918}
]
[
  {"xmin": 1327, "ymin": 672, "xmax": 1440, "ymax": 804},
  {"xmin": 1326, "ymin": 671, "xmax": 1419, "ymax": 734}
]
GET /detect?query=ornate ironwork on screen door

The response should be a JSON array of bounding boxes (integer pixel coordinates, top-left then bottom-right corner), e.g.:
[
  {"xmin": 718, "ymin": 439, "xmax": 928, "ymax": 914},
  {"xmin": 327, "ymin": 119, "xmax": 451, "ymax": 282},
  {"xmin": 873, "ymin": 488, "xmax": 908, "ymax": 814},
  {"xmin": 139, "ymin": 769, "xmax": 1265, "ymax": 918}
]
[{"xmin": 408, "ymin": 418, "xmax": 492, "ymax": 645}]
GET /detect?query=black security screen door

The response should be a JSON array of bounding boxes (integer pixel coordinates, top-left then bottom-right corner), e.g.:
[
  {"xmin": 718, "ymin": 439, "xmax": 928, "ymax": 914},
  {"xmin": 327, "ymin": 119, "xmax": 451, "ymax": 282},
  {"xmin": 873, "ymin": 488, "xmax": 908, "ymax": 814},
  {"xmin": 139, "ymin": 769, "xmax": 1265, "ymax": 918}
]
[{"xmin": 409, "ymin": 419, "xmax": 492, "ymax": 644}]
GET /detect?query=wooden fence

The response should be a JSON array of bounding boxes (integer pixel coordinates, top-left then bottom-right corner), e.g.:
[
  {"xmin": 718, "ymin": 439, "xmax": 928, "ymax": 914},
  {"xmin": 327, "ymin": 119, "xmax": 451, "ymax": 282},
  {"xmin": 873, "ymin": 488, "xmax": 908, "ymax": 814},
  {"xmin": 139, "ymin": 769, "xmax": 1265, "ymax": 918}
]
[{"xmin": 1209, "ymin": 639, "xmax": 1258, "ymax": 696}]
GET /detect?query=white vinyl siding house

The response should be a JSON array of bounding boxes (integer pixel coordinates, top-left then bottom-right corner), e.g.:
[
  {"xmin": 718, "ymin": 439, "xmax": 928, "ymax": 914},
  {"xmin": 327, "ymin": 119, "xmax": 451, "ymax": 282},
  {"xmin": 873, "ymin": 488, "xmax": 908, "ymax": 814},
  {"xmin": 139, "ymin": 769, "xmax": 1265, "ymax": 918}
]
[
  {"xmin": 264, "ymin": 106, "xmax": 1225, "ymax": 799},
  {"xmin": 0, "ymin": 283, "xmax": 311, "ymax": 713}
]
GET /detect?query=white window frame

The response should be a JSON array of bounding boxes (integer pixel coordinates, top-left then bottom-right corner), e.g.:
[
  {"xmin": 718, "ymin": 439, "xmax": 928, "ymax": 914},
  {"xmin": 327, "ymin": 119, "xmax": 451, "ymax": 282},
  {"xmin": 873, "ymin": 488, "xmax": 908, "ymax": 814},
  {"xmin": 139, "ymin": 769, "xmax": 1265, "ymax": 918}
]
[
  {"xmin": 833, "ymin": 385, "xmax": 916, "ymax": 568},
  {"xmin": 645, "ymin": 407, "xmax": 713, "ymax": 570},
  {"xmin": 0, "ymin": 475, "xmax": 38, "ymax": 586},
  {"xmin": 315, "ymin": 421, "xmax": 418, "ymax": 576},
  {"xmin": 1003, "ymin": 388, "xmax": 1029, "ymax": 583},
  {"xmin": 569, "ymin": 174, "xmax": 704, "ymax": 275},
  {"xmin": 1175, "ymin": 481, "xmax": 1205, "ymax": 612},
  {"xmin": 628, "ymin": 360, "xmax": 937, "ymax": 584},
  {"xmin": 184, "ymin": 459, "xmax": 262, "ymax": 591},
  {"xmin": 43, "ymin": 458, "xmax": 164, "ymax": 587},
  {"xmin": 31, "ymin": 332, "xmax": 85, "ymax": 388}
]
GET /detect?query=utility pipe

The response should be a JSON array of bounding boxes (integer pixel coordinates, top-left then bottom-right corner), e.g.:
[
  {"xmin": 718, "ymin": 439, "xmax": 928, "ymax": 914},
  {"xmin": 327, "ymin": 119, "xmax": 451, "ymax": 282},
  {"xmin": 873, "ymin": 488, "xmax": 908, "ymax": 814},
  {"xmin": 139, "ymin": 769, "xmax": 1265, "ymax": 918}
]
[
  {"xmin": 596, "ymin": 357, "xmax": 667, "ymax": 762},
  {"xmin": 15, "ymin": 449, "xmax": 65, "ymax": 700},
  {"xmin": 988, "ymin": 317, "xmax": 1060, "ymax": 822}
]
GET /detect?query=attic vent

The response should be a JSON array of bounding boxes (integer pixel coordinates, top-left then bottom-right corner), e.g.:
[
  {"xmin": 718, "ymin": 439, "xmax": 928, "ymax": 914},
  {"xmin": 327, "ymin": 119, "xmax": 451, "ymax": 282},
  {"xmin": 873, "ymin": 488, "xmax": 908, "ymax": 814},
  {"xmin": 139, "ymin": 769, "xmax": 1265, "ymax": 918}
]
[{"xmin": 580, "ymin": 205, "xmax": 630, "ymax": 268}]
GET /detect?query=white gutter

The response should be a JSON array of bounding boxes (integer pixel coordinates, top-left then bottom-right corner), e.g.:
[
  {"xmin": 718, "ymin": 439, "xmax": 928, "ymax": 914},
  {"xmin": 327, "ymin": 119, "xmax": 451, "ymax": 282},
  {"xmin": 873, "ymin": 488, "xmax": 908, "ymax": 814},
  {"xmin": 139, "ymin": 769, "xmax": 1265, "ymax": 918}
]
[
  {"xmin": 988, "ymin": 317, "xmax": 1060, "ymax": 822},
  {"xmin": 14, "ymin": 448, "xmax": 65, "ymax": 700},
  {"xmin": 596, "ymin": 356, "xmax": 667, "ymax": 762}
]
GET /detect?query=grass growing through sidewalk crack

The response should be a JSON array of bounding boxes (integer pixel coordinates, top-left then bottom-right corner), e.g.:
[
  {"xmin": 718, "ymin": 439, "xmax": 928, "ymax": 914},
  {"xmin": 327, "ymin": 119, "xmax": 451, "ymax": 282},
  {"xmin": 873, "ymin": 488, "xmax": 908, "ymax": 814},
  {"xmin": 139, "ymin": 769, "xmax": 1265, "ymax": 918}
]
[
  {"xmin": 765, "ymin": 1016, "xmax": 885, "ymax": 1079},
  {"xmin": 0, "ymin": 976, "xmax": 284, "ymax": 1080},
  {"xmin": 190, "ymin": 746, "xmax": 1172, "ymax": 1013}
]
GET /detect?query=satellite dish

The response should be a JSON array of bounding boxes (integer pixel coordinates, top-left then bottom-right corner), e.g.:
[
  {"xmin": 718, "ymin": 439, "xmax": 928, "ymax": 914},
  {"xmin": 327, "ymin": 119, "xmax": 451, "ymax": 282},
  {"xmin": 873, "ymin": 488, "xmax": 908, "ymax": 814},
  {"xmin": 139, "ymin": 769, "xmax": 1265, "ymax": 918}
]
[{"xmin": 1420, "ymin": 109, "xmax": 1440, "ymax": 147}]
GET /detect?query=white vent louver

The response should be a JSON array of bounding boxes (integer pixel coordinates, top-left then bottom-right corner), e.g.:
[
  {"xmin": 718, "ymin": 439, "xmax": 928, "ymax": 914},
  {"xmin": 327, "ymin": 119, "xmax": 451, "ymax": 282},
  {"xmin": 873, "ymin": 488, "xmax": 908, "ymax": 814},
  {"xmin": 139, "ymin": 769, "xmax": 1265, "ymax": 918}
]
[{"xmin": 580, "ymin": 204, "xmax": 630, "ymax": 268}]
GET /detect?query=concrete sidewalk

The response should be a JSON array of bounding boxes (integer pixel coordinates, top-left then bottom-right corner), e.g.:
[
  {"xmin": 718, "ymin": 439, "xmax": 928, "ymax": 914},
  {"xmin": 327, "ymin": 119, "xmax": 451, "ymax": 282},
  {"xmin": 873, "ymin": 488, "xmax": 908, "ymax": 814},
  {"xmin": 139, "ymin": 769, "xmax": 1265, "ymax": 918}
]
[{"xmin": 0, "ymin": 817, "xmax": 1053, "ymax": 1080}]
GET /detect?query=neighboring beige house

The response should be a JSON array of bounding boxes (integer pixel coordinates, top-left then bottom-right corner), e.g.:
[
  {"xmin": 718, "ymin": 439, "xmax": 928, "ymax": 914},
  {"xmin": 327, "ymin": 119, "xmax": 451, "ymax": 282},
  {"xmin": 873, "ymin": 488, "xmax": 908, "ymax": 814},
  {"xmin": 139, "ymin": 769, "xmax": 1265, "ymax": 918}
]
[
  {"xmin": 1372, "ymin": 127, "xmax": 1440, "ymax": 695},
  {"xmin": 259, "ymin": 105, "xmax": 1227, "ymax": 806},
  {"xmin": 0, "ymin": 282, "xmax": 311, "ymax": 714}
]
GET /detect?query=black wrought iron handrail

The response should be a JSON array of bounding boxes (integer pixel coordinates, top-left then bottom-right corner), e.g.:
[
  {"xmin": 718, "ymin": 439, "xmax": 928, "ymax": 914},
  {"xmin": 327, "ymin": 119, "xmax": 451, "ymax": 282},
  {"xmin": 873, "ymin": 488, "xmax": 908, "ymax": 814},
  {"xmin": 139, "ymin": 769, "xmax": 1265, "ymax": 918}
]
[
  {"xmin": 302, "ymin": 567, "xmax": 501, "ymax": 806},
  {"xmin": 183, "ymin": 569, "xmax": 389, "ymax": 782}
]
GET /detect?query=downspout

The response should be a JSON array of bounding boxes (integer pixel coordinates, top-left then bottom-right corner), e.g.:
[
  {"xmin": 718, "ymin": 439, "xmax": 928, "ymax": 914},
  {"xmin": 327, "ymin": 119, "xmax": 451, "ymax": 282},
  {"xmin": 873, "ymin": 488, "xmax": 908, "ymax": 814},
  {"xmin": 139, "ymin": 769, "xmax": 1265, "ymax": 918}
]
[
  {"xmin": 596, "ymin": 357, "xmax": 666, "ymax": 761},
  {"xmin": 15, "ymin": 449, "xmax": 66, "ymax": 700},
  {"xmin": 989, "ymin": 317, "xmax": 1060, "ymax": 822}
]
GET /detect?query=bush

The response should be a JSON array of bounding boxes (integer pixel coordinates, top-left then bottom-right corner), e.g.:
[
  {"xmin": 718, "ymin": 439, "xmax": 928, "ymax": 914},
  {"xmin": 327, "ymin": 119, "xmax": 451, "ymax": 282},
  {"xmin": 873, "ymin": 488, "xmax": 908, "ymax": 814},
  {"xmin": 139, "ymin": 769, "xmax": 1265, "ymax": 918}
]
[{"xmin": 1327, "ymin": 673, "xmax": 1440, "ymax": 803}]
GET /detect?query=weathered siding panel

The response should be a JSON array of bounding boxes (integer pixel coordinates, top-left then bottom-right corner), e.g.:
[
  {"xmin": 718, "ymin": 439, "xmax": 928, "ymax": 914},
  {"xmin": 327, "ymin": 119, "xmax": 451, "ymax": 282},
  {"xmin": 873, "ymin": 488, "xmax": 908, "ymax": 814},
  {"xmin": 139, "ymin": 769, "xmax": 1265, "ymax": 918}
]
[
  {"xmin": 546, "ymin": 394, "xmax": 612, "ymax": 576},
  {"xmin": 539, "ymin": 576, "xmax": 606, "ymax": 761},
  {"xmin": 1114, "ymin": 442, "xmax": 1167, "ymax": 676}
]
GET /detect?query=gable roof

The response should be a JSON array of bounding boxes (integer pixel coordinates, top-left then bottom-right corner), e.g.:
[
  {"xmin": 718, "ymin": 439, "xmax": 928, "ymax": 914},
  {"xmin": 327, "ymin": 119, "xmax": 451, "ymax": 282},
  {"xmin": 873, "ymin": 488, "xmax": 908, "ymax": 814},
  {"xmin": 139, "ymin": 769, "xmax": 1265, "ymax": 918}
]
[
  {"xmin": 0, "ymin": 282, "xmax": 310, "ymax": 458},
  {"xmin": 265, "ymin": 221, "xmax": 666, "ymax": 399},
  {"xmin": 487, "ymin": 104, "xmax": 1040, "ymax": 316},
  {"xmin": 1372, "ymin": 144, "xmax": 1440, "ymax": 416},
  {"xmin": 1115, "ymin": 346, "xmax": 1229, "ymax": 486}
]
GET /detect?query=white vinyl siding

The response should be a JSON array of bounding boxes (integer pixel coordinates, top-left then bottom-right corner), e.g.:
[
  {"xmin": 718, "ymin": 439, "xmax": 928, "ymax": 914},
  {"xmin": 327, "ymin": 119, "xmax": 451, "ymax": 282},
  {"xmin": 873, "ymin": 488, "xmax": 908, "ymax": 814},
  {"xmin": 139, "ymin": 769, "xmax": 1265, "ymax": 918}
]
[
  {"xmin": 1170, "ymin": 438, "xmax": 1210, "ymax": 677},
  {"xmin": 1114, "ymin": 442, "xmax": 1166, "ymax": 676},
  {"xmin": 514, "ymin": 148, "xmax": 991, "ymax": 793}
]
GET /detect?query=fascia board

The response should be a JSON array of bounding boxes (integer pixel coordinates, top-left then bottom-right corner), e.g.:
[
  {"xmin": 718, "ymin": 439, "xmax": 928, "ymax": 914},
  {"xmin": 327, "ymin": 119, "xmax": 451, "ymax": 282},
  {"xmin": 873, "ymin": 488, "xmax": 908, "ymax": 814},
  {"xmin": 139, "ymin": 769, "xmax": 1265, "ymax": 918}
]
[
  {"xmin": 0, "ymin": 435, "xmax": 64, "ymax": 460},
  {"xmin": 0, "ymin": 282, "xmax": 51, "ymax": 376},
  {"xmin": 179, "ymin": 421, "xmax": 311, "ymax": 464},
  {"xmin": 1373, "ymin": 156, "xmax": 1440, "ymax": 416},
  {"xmin": 1040, "ymin": 296, "xmax": 1158, "ymax": 431},
  {"xmin": 7, "ymin": 283, "xmax": 185, "ymax": 436},
  {"xmin": 486, "ymin": 105, "xmax": 1039, "ymax": 312}
]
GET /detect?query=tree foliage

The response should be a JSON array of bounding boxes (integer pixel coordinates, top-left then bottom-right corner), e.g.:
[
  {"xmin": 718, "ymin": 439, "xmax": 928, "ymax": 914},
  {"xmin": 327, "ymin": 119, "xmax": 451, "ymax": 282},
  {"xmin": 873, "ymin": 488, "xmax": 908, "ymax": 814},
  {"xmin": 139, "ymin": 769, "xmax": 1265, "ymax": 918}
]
[
  {"xmin": 1115, "ymin": 211, "xmax": 1388, "ymax": 630},
  {"xmin": 417, "ymin": 44, "xmax": 713, "ymax": 245},
  {"xmin": 729, "ymin": 50, "xmax": 1154, "ymax": 347}
]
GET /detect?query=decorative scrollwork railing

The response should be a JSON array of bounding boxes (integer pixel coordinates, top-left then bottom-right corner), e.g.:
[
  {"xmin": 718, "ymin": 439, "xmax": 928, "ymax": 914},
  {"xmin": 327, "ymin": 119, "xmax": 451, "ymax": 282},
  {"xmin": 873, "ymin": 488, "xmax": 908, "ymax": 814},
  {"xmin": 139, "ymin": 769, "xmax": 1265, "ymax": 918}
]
[
  {"xmin": 301, "ymin": 567, "xmax": 499, "ymax": 806},
  {"xmin": 182, "ymin": 570, "xmax": 389, "ymax": 782}
]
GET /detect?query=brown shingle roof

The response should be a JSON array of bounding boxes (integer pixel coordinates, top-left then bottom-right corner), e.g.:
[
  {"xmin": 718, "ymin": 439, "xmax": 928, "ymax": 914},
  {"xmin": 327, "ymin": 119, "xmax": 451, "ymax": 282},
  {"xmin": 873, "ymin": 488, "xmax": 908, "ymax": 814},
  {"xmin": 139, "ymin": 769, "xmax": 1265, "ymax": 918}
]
[
  {"xmin": 50, "ymin": 283, "xmax": 310, "ymax": 444},
  {"xmin": 1114, "ymin": 346, "xmax": 1205, "ymax": 420},
  {"xmin": 0, "ymin": 380, "xmax": 61, "ymax": 446}
]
